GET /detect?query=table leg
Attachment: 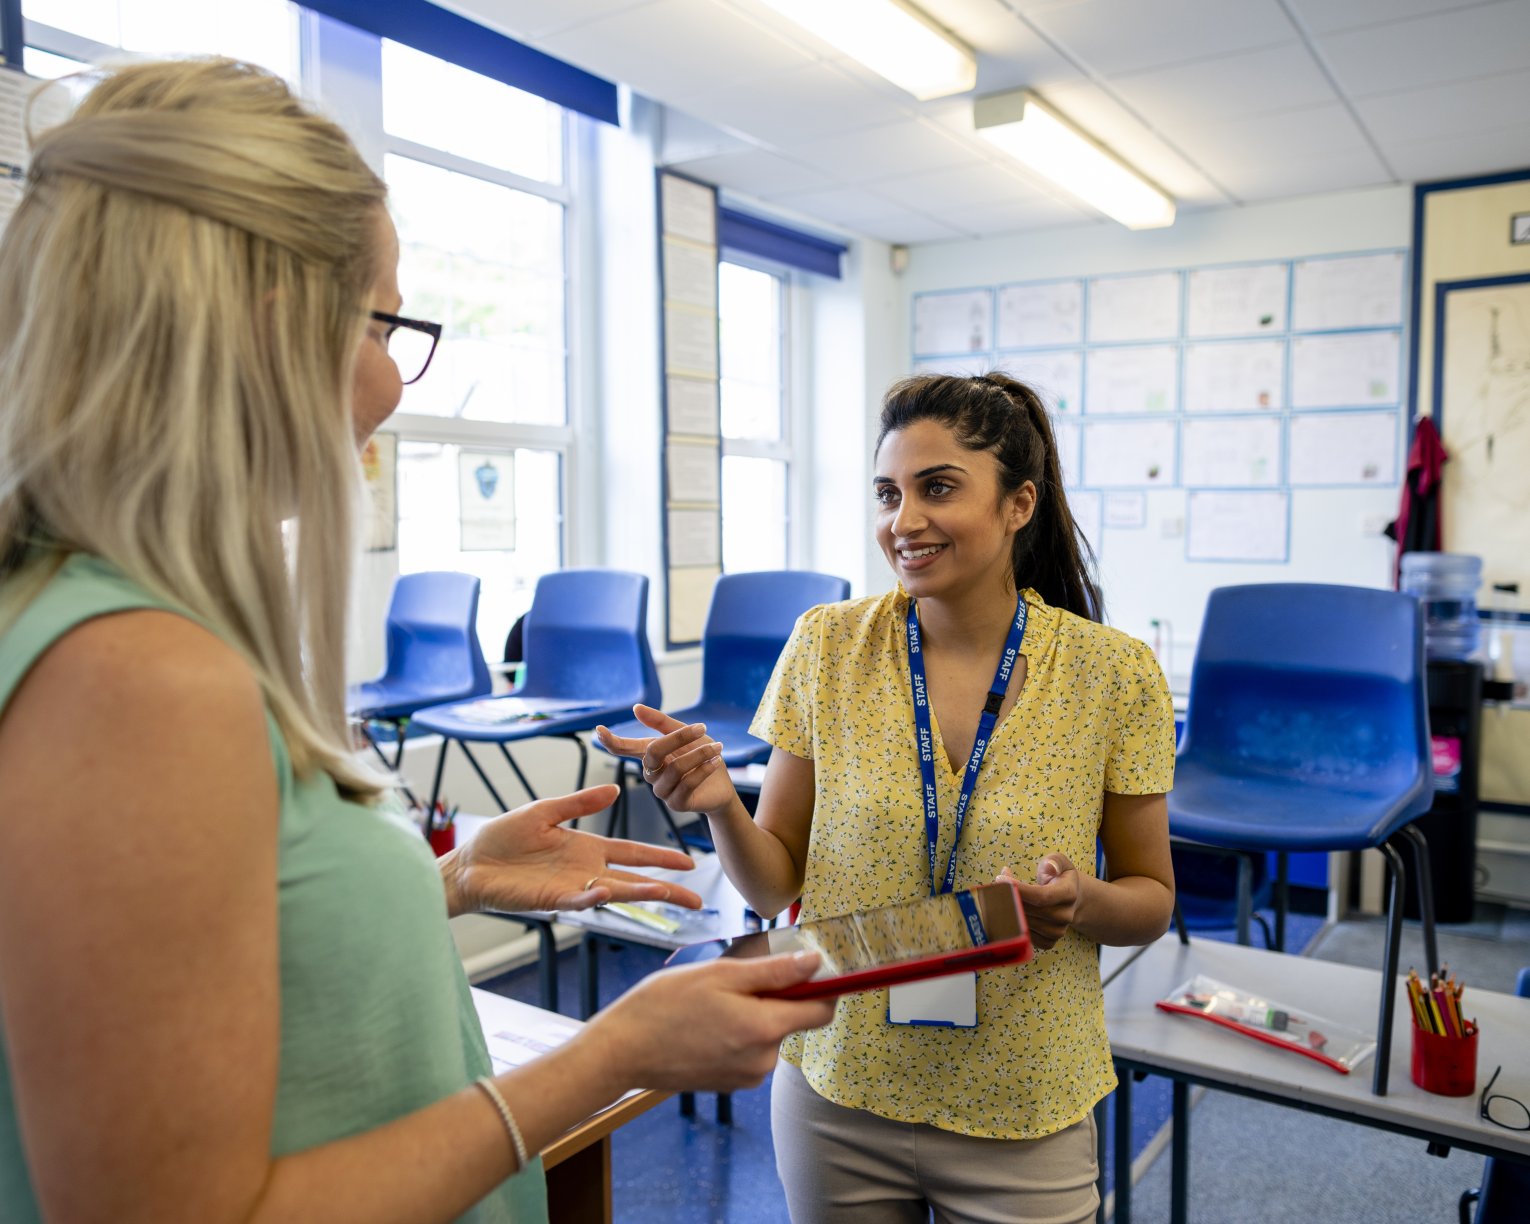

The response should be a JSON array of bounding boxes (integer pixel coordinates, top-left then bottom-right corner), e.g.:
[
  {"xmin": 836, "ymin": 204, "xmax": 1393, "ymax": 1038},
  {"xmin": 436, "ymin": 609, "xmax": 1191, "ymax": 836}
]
[
  {"xmin": 535, "ymin": 921, "xmax": 559, "ymax": 1014},
  {"xmin": 1274, "ymin": 852, "xmax": 1289, "ymax": 952},
  {"xmin": 1171, "ymin": 1079, "xmax": 1190, "ymax": 1224},
  {"xmin": 717, "ymin": 1093, "xmax": 732, "ymax": 1125},
  {"xmin": 579, "ymin": 933, "xmax": 599, "ymax": 1019},
  {"xmin": 1113, "ymin": 1063, "xmax": 1132, "ymax": 1224}
]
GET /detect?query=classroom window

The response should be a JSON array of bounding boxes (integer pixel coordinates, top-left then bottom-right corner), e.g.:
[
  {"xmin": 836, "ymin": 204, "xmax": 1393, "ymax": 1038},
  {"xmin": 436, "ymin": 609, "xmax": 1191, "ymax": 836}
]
[{"xmin": 719, "ymin": 260, "xmax": 793, "ymax": 571}]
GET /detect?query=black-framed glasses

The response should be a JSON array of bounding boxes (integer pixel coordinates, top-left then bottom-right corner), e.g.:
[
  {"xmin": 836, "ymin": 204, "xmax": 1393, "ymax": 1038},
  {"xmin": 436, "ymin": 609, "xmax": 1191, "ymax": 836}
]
[
  {"xmin": 369, "ymin": 310, "xmax": 442, "ymax": 385},
  {"xmin": 1480, "ymin": 1066, "xmax": 1530, "ymax": 1131}
]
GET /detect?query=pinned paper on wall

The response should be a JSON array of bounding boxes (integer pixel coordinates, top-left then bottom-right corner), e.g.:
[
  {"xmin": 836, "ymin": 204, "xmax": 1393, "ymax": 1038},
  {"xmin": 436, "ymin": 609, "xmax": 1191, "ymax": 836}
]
[
  {"xmin": 1183, "ymin": 340, "xmax": 1286, "ymax": 412},
  {"xmin": 668, "ymin": 566, "xmax": 719, "ymax": 643},
  {"xmin": 459, "ymin": 450, "xmax": 516, "ymax": 551},
  {"xmin": 914, "ymin": 354, "xmax": 991, "ymax": 377},
  {"xmin": 663, "ymin": 236, "xmax": 718, "ymax": 310},
  {"xmin": 666, "ymin": 440, "xmax": 721, "ymax": 504},
  {"xmin": 1181, "ymin": 416, "xmax": 1282, "ymax": 487},
  {"xmin": 1186, "ymin": 262, "xmax": 1288, "ymax": 337},
  {"xmin": 997, "ymin": 279, "xmax": 1083, "ymax": 348},
  {"xmin": 1054, "ymin": 419, "xmax": 1082, "ymax": 487},
  {"xmin": 1292, "ymin": 252, "xmax": 1405, "ymax": 331},
  {"xmin": 665, "ymin": 303, "xmax": 719, "ymax": 378},
  {"xmin": 667, "ymin": 508, "xmax": 721, "ymax": 569},
  {"xmin": 667, "ymin": 376, "xmax": 719, "ymax": 437},
  {"xmin": 1290, "ymin": 331, "xmax": 1400, "ymax": 408},
  {"xmin": 1085, "ymin": 345, "xmax": 1178, "ymax": 414},
  {"xmin": 1288, "ymin": 411, "xmax": 1399, "ymax": 486},
  {"xmin": 1000, "ymin": 348, "xmax": 1082, "ymax": 413},
  {"xmin": 1187, "ymin": 490, "xmax": 1289, "ymax": 563},
  {"xmin": 1087, "ymin": 271, "xmax": 1180, "ymax": 343},
  {"xmin": 0, "ymin": 68, "xmax": 71, "ymax": 235},
  {"xmin": 1071, "ymin": 489, "xmax": 1103, "ymax": 555},
  {"xmin": 914, "ymin": 289, "xmax": 992, "ymax": 355},
  {"xmin": 1082, "ymin": 419, "xmax": 1178, "ymax": 487},
  {"xmin": 362, "ymin": 431, "xmax": 397, "ymax": 552},
  {"xmin": 1104, "ymin": 491, "xmax": 1147, "ymax": 529},
  {"xmin": 661, "ymin": 173, "xmax": 716, "ymax": 245}
]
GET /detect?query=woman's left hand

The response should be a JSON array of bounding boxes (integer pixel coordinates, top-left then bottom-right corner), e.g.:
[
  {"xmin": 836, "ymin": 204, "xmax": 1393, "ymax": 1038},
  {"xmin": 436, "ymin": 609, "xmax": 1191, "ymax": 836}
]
[
  {"xmin": 1001, "ymin": 853, "xmax": 1082, "ymax": 952},
  {"xmin": 440, "ymin": 784, "xmax": 703, "ymax": 918}
]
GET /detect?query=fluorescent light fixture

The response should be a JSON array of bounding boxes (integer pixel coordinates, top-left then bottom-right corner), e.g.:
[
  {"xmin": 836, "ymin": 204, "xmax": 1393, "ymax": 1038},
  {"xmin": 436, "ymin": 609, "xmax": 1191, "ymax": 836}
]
[
  {"xmin": 974, "ymin": 90, "xmax": 1176, "ymax": 230},
  {"xmin": 758, "ymin": 0, "xmax": 975, "ymax": 101}
]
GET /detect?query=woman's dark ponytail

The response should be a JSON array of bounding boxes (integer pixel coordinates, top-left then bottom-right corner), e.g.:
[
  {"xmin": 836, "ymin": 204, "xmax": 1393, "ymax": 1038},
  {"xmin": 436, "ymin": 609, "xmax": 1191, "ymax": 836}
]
[{"xmin": 877, "ymin": 371, "xmax": 1103, "ymax": 622}]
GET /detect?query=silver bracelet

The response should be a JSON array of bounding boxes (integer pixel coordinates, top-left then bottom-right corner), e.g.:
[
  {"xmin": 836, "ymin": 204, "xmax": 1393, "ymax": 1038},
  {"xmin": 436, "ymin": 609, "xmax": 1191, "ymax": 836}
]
[{"xmin": 474, "ymin": 1075, "xmax": 529, "ymax": 1171}]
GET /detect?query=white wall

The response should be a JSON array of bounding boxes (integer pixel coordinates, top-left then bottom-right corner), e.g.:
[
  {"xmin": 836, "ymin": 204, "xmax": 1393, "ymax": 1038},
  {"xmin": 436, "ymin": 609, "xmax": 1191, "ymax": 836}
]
[{"xmin": 891, "ymin": 185, "xmax": 1416, "ymax": 681}]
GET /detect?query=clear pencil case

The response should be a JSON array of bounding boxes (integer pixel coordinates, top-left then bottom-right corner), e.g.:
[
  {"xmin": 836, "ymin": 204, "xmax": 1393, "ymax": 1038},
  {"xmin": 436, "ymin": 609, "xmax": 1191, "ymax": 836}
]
[{"xmin": 1157, "ymin": 974, "xmax": 1376, "ymax": 1074}]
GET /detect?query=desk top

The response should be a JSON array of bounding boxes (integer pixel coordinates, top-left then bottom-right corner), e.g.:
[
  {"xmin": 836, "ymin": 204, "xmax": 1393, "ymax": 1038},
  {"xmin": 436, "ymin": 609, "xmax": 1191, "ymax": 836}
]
[
  {"xmin": 469, "ymin": 987, "xmax": 666, "ymax": 1168},
  {"xmin": 1103, "ymin": 935, "xmax": 1530, "ymax": 1160}
]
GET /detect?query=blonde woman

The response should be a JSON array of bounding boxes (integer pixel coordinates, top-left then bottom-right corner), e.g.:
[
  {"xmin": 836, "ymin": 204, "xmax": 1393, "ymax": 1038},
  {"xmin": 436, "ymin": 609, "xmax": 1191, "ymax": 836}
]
[{"xmin": 0, "ymin": 60, "xmax": 832, "ymax": 1224}]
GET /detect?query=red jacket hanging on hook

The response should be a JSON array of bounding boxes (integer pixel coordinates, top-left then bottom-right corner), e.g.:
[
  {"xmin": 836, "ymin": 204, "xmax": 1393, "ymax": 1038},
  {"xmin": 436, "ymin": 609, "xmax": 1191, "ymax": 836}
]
[{"xmin": 1384, "ymin": 415, "xmax": 1448, "ymax": 587}]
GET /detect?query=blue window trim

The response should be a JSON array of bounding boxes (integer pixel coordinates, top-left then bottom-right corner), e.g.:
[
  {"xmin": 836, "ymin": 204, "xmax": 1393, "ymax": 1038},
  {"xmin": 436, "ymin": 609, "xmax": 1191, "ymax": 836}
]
[
  {"xmin": 302, "ymin": 0, "xmax": 619, "ymax": 126},
  {"xmin": 719, "ymin": 207, "xmax": 847, "ymax": 280}
]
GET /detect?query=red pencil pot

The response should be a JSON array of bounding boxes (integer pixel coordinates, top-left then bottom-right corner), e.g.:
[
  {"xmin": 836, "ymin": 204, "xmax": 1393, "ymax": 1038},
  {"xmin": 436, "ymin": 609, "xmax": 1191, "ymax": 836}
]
[
  {"xmin": 428, "ymin": 822, "xmax": 456, "ymax": 857},
  {"xmin": 1410, "ymin": 1023, "xmax": 1478, "ymax": 1096}
]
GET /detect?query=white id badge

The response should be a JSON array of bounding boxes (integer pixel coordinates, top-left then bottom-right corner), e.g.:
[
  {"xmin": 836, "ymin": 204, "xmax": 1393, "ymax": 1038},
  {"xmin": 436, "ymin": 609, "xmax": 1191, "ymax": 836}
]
[{"xmin": 887, "ymin": 972, "xmax": 977, "ymax": 1028}]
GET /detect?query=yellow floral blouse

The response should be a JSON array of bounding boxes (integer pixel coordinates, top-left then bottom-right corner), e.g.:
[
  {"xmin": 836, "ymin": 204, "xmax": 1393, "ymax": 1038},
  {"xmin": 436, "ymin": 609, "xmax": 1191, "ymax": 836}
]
[{"xmin": 751, "ymin": 586, "xmax": 1175, "ymax": 1140}]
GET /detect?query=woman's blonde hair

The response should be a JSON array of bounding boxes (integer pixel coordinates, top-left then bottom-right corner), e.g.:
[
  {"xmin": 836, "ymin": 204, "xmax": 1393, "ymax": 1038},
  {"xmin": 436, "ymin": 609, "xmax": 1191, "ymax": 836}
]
[{"xmin": 0, "ymin": 58, "xmax": 389, "ymax": 799}]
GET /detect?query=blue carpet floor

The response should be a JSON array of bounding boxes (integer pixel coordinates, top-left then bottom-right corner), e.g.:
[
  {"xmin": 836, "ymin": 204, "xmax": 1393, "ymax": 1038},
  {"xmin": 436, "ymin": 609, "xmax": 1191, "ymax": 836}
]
[{"xmin": 478, "ymin": 906, "xmax": 1330, "ymax": 1222}]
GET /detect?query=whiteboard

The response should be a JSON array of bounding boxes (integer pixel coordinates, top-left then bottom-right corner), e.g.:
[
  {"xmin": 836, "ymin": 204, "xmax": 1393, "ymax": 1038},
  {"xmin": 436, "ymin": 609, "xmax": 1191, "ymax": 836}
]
[
  {"xmin": 997, "ymin": 279, "xmax": 1083, "ymax": 347},
  {"xmin": 1054, "ymin": 418, "xmax": 1082, "ymax": 487},
  {"xmin": 1187, "ymin": 490, "xmax": 1289, "ymax": 562},
  {"xmin": 999, "ymin": 348, "xmax": 1082, "ymax": 414},
  {"xmin": 1186, "ymin": 262, "xmax": 1288, "ymax": 337},
  {"xmin": 1087, "ymin": 271, "xmax": 1180, "ymax": 343},
  {"xmin": 1085, "ymin": 345, "xmax": 1178, "ymax": 414},
  {"xmin": 1181, "ymin": 416, "xmax": 1282, "ymax": 487},
  {"xmin": 1288, "ymin": 411, "xmax": 1399, "ymax": 486},
  {"xmin": 1082, "ymin": 419, "xmax": 1177, "ymax": 487},
  {"xmin": 1290, "ymin": 331, "xmax": 1400, "ymax": 408},
  {"xmin": 914, "ymin": 289, "xmax": 992, "ymax": 355},
  {"xmin": 1292, "ymin": 252, "xmax": 1405, "ymax": 331},
  {"xmin": 1183, "ymin": 340, "xmax": 1286, "ymax": 412}
]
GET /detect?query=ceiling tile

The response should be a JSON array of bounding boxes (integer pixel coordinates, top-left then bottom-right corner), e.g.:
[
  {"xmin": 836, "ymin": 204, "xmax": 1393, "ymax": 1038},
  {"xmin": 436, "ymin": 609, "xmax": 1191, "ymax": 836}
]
[
  {"xmin": 665, "ymin": 147, "xmax": 835, "ymax": 197},
  {"xmin": 871, "ymin": 215, "xmax": 971, "ymax": 243},
  {"xmin": 759, "ymin": 185, "xmax": 914, "ymax": 227},
  {"xmin": 1172, "ymin": 103, "xmax": 1376, "ymax": 173},
  {"xmin": 790, "ymin": 119, "xmax": 976, "ymax": 181},
  {"xmin": 871, "ymin": 159, "xmax": 1059, "ymax": 213},
  {"xmin": 671, "ymin": 61, "xmax": 910, "ymax": 147},
  {"xmin": 1111, "ymin": 43, "xmax": 1335, "ymax": 129},
  {"xmin": 1283, "ymin": 0, "xmax": 1491, "ymax": 36},
  {"xmin": 536, "ymin": 0, "xmax": 816, "ymax": 102},
  {"xmin": 1216, "ymin": 147, "xmax": 1394, "ymax": 202},
  {"xmin": 1022, "ymin": 0, "xmax": 1298, "ymax": 76},
  {"xmin": 1382, "ymin": 121, "xmax": 1530, "ymax": 184},
  {"xmin": 1317, "ymin": 1, "xmax": 1530, "ymax": 98},
  {"xmin": 1354, "ymin": 68, "xmax": 1530, "ymax": 147},
  {"xmin": 936, "ymin": 196, "xmax": 1099, "ymax": 237},
  {"xmin": 444, "ymin": 0, "xmax": 658, "ymax": 41}
]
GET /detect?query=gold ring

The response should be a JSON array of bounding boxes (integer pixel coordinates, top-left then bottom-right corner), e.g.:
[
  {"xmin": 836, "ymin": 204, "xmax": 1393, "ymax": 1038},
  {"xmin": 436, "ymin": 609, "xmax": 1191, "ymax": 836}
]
[
  {"xmin": 583, "ymin": 876, "xmax": 600, "ymax": 891},
  {"xmin": 643, "ymin": 762, "xmax": 662, "ymax": 781}
]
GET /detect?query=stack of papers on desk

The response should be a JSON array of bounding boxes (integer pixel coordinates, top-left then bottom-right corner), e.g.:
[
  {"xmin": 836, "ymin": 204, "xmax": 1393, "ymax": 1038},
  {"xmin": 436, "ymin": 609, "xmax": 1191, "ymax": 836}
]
[{"xmin": 453, "ymin": 697, "xmax": 602, "ymax": 725}]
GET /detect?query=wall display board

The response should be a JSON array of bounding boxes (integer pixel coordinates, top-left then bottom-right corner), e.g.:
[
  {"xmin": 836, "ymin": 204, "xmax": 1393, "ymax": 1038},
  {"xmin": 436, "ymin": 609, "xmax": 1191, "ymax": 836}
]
[
  {"xmin": 0, "ymin": 67, "xmax": 70, "ymax": 235},
  {"xmin": 657, "ymin": 171, "xmax": 721, "ymax": 647},
  {"xmin": 1071, "ymin": 489, "xmax": 1103, "ymax": 556},
  {"xmin": 1181, "ymin": 416, "xmax": 1281, "ymax": 487},
  {"xmin": 1187, "ymin": 490, "xmax": 1290, "ymax": 563},
  {"xmin": 997, "ymin": 278, "xmax": 1083, "ymax": 348},
  {"xmin": 362, "ymin": 432, "xmax": 398, "ymax": 552},
  {"xmin": 1087, "ymin": 271, "xmax": 1180, "ymax": 342},
  {"xmin": 1186, "ymin": 262, "xmax": 1288, "ymax": 337},
  {"xmin": 1183, "ymin": 339, "xmax": 1284, "ymax": 412},
  {"xmin": 910, "ymin": 247, "xmax": 1406, "ymax": 577}
]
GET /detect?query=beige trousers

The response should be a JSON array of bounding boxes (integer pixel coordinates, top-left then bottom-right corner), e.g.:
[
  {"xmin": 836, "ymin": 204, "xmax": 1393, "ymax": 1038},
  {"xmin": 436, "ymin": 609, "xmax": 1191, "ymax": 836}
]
[{"xmin": 770, "ymin": 1060, "xmax": 1099, "ymax": 1224}]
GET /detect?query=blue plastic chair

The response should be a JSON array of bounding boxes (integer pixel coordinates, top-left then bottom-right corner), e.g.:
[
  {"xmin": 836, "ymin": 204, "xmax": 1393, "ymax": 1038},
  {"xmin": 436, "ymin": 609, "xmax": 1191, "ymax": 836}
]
[
  {"xmin": 410, "ymin": 569, "xmax": 661, "ymax": 814},
  {"xmin": 348, "ymin": 571, "xmax": 492, "ymax": 776},
  {"xmin": 1461, "ymin": 968, "xmax": 1530, "ymax": 1224},
  {"xmin": 1168, "ymin": 583, "xmax": 1437, "ymax": 1095},
  {"xmin": 597, "ymin": 570, "xmax": 850, "ymax": 845}
]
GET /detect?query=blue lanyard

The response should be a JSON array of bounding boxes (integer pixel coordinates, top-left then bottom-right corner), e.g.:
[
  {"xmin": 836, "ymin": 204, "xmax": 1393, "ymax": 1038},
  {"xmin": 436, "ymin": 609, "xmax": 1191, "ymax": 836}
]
[{"xmin": 906, "ymin": 594, "xmax": 1028, "ymax": 897}]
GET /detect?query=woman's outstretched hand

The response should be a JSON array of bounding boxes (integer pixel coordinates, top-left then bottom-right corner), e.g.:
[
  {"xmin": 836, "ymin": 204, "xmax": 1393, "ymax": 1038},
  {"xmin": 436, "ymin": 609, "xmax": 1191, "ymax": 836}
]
[
  {"xmin": 439, "ymin": 784, "xmax": 703, "ymax": 917},
  {"xmin": 594, "ymin": 705, "xmax": 739, "ymax": 817},
  {"xmin": 1001, "ymin": 853, "xmax": 1081, "ymax": 951}
]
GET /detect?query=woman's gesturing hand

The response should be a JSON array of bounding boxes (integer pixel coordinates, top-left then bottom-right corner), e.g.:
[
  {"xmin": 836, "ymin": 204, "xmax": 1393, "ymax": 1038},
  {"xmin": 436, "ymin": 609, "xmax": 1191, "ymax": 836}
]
[
  {"xmin": 594, "ymin": 705, "xmax": 739, "ymax": 817},
  {"xmin": 1001, "ymin": 854, "xmax": 1081, "ymax": 952},
  {"xmin": 593, "ymin": 952, "xmax": 837, "ymax": 1093},
  {"xmin": 440, "ymin": 784, "xmax": 703, "ymax": 917}
]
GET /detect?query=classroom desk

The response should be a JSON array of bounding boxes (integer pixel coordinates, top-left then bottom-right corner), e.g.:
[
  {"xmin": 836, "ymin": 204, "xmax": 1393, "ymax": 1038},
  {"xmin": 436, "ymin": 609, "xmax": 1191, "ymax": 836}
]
[
  {"xmin": 1102, "ymin": 935, "xmax": 1530, "ymax": 1224},
  {"xmin": 471, "ymin": 987, "xmax": 668, "ymax": 1224}
]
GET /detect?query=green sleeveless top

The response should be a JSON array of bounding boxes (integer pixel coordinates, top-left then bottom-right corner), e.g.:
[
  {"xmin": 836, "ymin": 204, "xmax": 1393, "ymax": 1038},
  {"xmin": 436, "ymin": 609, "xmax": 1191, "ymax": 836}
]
[{"xmin": 0, "ymin": 553, "xmax": 545, "ymax": 1223}]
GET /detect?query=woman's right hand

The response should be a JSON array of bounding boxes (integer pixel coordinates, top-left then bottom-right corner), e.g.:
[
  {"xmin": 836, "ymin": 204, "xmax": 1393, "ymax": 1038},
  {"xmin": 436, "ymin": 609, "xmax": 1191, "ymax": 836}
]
[
  {"xmin": 594, "ymin": 704, "xmax": 741, "ymax": 816},
  {"xmin": 590, "ymin": 952, "xmax": 835, "ymax": 1093}
]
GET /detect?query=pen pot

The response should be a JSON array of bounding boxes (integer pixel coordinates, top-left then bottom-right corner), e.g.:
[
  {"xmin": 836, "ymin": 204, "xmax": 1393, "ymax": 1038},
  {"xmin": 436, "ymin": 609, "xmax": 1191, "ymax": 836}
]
[
  {"xmin": 428, "ymin": 822, "xmax": 456, "ymax": 857},
  {"xmin": 1410, "ymin": 1023, "xmax": 1477, "ymax": 1096}
]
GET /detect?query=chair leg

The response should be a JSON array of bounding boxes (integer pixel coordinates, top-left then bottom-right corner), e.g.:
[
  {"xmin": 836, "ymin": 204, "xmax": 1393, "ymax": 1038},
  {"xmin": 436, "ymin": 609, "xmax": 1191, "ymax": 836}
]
[
  {"xmin": 458, "ymin": 742, "xmax": 511, "ymax": 813},
  {"xmin": 1400, "ymin": 823, "xmax": 1440, "ymax": 979},
  {"xmin": 563, "ymin": 732, "xmax": 588, "ymax": 791},
  {"xmin": 1274, "ymin": 852, "xmax": 1289, "ymax": 952},
  {"xmin": 1172, "ymin": 898, "xmax": 1190, "ymax": 945},
  {"xmin": 427, "ymin": 739, "xmax": 450, "ymax": 818},
  {"xmin": 491, "ymin": 742, "xmax": 537, "ymax": 805},
  {"xmin": 1373, "ymin": 839, "xmax": 1409, "ymax": 1095},
  {"xmin": 1235, "ymin": 853, "xmax": 1252, "ymax": 946},
  {"xmin": 1459, "ymin": 1187, "xmax": 1480, "ymax": 1224},
  {"xmin": 605, "ymin": 759, "xmax": 628, "ymax": 838}
]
